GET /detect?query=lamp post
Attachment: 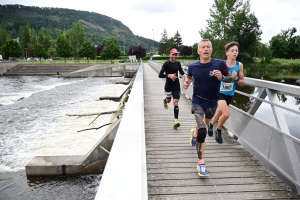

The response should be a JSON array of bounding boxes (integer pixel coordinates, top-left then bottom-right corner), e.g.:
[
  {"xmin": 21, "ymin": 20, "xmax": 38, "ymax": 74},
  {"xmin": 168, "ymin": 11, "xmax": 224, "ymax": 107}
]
[{"xmin": 152, "ymin": 29, "xmax": 154, "ymax": 54}]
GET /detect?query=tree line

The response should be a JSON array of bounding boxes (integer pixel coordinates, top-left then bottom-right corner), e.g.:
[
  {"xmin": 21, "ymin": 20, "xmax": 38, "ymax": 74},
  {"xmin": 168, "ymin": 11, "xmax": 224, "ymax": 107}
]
[
  {"xmin": 157, "ymin": 0, "xmax": 300, "ymax": 65},
  {"xmin": 0, "ymin": 21, "xmax": 151, "ymax": 63},
  {"xmin": 1, "ymin": 0, "xmax": 300, "ymax": 64}
]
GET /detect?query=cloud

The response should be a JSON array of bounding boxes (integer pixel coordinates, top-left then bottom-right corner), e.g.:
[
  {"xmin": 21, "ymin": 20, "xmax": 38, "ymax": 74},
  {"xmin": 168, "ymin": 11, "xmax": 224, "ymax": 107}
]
[{"xmin": 130, "ymin": 0, "xmax": 179, "ymax": 13}]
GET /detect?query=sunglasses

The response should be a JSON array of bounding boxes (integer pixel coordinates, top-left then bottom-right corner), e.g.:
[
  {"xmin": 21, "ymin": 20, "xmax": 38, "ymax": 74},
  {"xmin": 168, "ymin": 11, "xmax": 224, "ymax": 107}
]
[{"xmin": 171, "ymin": 54, "xmax": 178, "ymax": 56}]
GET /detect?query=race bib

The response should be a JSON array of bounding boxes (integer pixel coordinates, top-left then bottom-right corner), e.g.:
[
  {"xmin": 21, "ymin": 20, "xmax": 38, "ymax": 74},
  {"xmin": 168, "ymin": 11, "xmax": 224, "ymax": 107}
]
[{"xmin": 220, "ymin": 82, "xmax": 234, "ymax": 92}]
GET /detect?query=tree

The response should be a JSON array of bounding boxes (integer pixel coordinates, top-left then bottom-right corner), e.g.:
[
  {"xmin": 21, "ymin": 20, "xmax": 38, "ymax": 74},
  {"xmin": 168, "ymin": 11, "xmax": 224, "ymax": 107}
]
[
  {"xmin": 101, "ymin": 37, "xmax": 121, "ymax": 63},
  {"xmin": 37, "ymin": 27, "xmax": 51, "ymax": 51},
  {"xmin": 128, "ymin": 45, "xmax": 146, "ymax": 59},
  {"xmin": 1, "ymin": 39, "xmax": 22, "ymax": 60},
  {"xmin": 47, "ymin": 46, "xmax": 56, "ymax": 58},
  {"xmin": 257, "ymin": 42, "xmax": 272, "ymax": 63},
  {"xmin": 26, "ymin": 43, "xmax": 34, "ymax": 58},
  {"xmin": 167, "ymin": 37, "xmax": 176, "ymax": 53},
  {"xmin": 33, "ymin": 43, "xmax": 47, "ymax": 63},
  {"xmin": 173, "ymin": 31, "xmax": 183, "ymax": 49},
  {"xmin": 18, "ymin": 22, "xmax": 31, "ymax": 57},
  {"xmin": 96, "ymin": 44, "xmax": 105, "ymax": 56},
  {"xmin": 158, "ymin": 29, "xmax": 169, "ymax": 55},
  {"xmin": 269, "ymin": 28, "xmax": 297, "ymax": 59},
  {"xmin": 66, "ymin": 22, "xmax": 85, "ymax": 57},
  {"xmin": 29, "ymin": 28, "xmax": 37, "ymax": 45},
  {"xmin": 56, "ymin": 33, "xmax": 72, "ymax": 63},
  {"xmin": 180, "ymin": 45, "xmax": 193, "ymax": 56},
  {"xmin": 0, "ymin": 28, "xmax": 10, "ymax": 47},
  {"xmin": 200, "ymin": 0, "xmax": 262, "ymax": 63},
  {"xmin": 289, "ymin": 35, "xmax": 300, "ymax": 59},
  {"xmin": 192, "ymin": 43, "xmax": 199, "ymax": 59},
  {"xmin": 78, "ymin": 41, "xmax": 96, "ymax": 63},
  {"xmin": 230, "ymin": 11, "xmax": 262, "ymax": 62}
]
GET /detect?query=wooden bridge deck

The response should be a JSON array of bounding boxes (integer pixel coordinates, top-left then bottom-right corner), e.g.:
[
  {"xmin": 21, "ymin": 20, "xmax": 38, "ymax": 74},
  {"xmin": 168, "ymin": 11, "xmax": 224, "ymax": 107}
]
[{"xmin": 143, "ymin": 63, "xmax": 300, "ymax": 199}]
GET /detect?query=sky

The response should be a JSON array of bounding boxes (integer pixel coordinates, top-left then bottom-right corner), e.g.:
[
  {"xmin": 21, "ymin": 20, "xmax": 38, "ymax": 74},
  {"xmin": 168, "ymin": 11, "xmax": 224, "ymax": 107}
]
[{"xmin": 1, "ymin": 0, "xmax": 300, "ymax": 46}]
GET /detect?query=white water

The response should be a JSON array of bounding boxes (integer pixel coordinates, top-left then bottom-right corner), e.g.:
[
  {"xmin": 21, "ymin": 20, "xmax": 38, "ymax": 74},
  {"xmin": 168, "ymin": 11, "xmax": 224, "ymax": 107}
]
[{"xmin": 0, "ymin": 76, "xmax": 128, "ymax": 172}]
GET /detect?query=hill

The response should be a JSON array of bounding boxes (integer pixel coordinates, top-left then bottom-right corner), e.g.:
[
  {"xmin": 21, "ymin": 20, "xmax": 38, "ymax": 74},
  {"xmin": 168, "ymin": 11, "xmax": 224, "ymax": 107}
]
[{"xmin": 0, "ymin": 4, "xmax": 158, "ymax": 53}]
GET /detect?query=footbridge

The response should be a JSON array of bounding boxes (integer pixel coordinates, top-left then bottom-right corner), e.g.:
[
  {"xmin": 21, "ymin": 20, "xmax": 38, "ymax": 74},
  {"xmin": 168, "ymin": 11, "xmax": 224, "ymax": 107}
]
[{"xmin": 95, "ymin": 61, "xmax": 300, "ymax": 199}]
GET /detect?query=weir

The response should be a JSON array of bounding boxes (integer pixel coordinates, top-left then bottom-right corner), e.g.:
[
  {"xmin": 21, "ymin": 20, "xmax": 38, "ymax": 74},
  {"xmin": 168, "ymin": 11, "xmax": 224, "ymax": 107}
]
[
  {"xmin": 1, "ymin": 62, "xmax": 139, "ymax": 78},
  {"xmin": 25, "ymin": 63, "xmax": 138, "ymax": 176}
]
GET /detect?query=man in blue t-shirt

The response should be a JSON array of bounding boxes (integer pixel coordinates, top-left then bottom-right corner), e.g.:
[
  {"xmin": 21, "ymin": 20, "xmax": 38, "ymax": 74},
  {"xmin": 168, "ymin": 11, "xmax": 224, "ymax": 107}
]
[{"xmin": 183, "ymin": 39, "xmax": 229, "ymax": 177}]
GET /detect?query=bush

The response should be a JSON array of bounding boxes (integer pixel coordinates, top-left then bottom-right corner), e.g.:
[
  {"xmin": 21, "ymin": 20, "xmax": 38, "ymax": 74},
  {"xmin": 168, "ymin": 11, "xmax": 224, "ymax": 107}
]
[
  {"xmin": 120, "ymin": 55, "xmax": 129, "ymax": 59},
  {"xmin": 143, "ymin": 55, "xmax": 150, "ymax": 60}
]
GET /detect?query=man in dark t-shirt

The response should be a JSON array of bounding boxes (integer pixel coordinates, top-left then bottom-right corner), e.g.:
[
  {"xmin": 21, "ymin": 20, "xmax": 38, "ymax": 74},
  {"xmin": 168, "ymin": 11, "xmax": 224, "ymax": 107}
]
[
  {"xmin": 159, "ymin": 48, "xmax": 187, "ymax": 129},
  {"xmin": 183, "ymin": 39, "xmax": 229, "ymax": 177}
]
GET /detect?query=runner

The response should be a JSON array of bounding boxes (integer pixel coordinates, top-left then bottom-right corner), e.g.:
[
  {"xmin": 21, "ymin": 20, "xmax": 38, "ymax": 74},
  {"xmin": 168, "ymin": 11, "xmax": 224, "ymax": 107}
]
[
  {"xmin": 159, "ymin": 48, "xmax": 187, "ymax": 128},
  {"xmin": 183, "ymin": 39, "xmax": 229, "ymax": 176},
  {"xmin": 208, "ymin": 41, "xmax": 245, "ymax": 144}
]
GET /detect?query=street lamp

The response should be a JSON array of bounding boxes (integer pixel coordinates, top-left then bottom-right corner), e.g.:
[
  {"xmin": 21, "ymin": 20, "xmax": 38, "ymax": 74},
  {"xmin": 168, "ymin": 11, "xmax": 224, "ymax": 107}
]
[{"xmin": 152, "ymin": 29, "xmax": 154, "ymax": 54}]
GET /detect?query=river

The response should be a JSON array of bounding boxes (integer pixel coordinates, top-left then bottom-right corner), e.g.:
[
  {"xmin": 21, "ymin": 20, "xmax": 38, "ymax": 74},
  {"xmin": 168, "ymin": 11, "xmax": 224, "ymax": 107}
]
[
  {"xmin": 232, "ymin": 78, "xmax": 300, "ymax": 139},
  {"xmin": 0, "ymin": 76, "xmax": 128, "ymax": 200}
]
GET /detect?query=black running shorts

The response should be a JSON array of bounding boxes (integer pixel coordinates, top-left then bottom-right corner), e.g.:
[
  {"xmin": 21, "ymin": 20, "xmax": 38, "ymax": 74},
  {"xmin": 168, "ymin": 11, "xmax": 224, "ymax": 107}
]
[
  {"xmin": 218, "ymin": 93, "xmax": 232, "ymax": 105},
  {"xmin": 165, "ymin": 88, "xmax": 181, "ymax": 99}
]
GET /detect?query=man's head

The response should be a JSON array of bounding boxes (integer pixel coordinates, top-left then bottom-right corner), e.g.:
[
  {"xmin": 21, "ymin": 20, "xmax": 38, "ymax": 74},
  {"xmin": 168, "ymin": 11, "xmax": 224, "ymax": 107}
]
[
  {"xmin": 197, "ymin": 39, "xmax": 213, "ymax": 62},
  {"xmin": 169, "ymin": 48, "xmax": 178, "ymax": 62},
  {"xmin": 225, "ymin": 41, "xmax": 239, "ymax": 59}
]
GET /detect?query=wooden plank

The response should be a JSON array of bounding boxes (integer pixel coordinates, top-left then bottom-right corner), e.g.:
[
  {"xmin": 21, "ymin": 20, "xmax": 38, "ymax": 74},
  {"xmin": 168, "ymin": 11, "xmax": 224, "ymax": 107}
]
[
  {"xmin": 147, "ymin": 161, "xmax": 262, "ymax": 169},
  {"xmin": 147, "ymin": 165, "xmax": 268, "ymax": 174},
  {"xmin": 148, "ymin": 191, "xmax": 300, "ymax": 200},
  {"xmin": 147, "ymin": 176, "xmax": 284, "ymax": 187},
  {"xmin": 146, "ymin": 171, "xmax": 274, "ymax": 181},
  {"xmin": 148, "ymin": 184, "xmax": 293, "ymax": 195}
]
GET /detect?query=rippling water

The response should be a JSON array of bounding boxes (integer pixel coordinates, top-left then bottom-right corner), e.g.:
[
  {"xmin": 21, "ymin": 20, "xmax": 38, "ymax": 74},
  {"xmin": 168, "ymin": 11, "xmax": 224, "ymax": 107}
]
[{"xmin": 0, "ymin": 76, "xmax": 128, "ymax": 200}]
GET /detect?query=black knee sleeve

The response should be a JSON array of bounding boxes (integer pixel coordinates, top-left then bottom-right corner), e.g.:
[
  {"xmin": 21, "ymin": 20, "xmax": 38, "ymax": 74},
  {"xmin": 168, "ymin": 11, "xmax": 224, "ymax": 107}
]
[{"xmin": 196, "ymin": 128, "xmax": 207, "ymax": 143}]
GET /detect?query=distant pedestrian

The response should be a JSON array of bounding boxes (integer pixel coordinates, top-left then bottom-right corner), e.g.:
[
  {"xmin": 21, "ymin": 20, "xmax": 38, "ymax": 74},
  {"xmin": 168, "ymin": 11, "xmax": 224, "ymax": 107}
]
[{"xmin": 159, "ymin": 48, "xmax": 187, "ymax": 128}]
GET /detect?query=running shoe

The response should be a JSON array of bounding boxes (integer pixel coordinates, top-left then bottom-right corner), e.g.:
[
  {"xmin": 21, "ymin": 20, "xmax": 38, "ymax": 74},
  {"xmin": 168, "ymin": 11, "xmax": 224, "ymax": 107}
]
[
  {"xmin": 207, "ymin": 123, "xmax": 213, "ymax": 137},
  {"xmin": 215, "ymin": 130, "xmax": 223, "ymax": 144},
  {"xmin": 163, "ymin": 99, "xmax": 168, "ymax": 109},
  {"xmin": 174, "ymin": 119, "xmax": 180, "ymax": 129},
  {"xmin": 197, "ymin": 164, "xmax": 209, "ymax": 177},
  {"xmin": 190, "ymin": 128, "xmax": 196, "ymax": 147}
]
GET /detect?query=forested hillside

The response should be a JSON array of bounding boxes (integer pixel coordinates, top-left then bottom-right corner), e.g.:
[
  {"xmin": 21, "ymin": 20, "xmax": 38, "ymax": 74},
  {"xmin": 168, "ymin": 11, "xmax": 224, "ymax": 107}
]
[{"xmin": 0, "ymin": 4, "xmax": 158, "ymax": 51}]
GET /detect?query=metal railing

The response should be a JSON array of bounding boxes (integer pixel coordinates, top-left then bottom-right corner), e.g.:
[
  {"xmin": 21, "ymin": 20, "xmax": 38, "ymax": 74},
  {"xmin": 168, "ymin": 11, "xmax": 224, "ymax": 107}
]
[{"xmin": 148, "ymin": 60, "xmax": 300, "ymax": 194}]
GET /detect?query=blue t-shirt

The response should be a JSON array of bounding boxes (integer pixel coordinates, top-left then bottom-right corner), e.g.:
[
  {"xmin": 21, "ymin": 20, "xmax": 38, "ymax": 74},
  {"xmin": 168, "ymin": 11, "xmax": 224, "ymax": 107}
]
[
  {"xmin": 220, "ymin": 61, "xmax": 240, "ymax": 96},
  {"xmin": 187, "ymin": 59, "xmax": 229, "ymax": 108}
]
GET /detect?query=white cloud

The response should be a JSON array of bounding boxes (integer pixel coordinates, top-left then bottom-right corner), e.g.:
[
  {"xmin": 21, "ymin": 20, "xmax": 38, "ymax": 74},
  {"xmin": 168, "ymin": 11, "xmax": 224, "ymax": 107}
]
[{"xmin": 1, "ymin": 0, "xmax": 300, "ymax": 46}]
